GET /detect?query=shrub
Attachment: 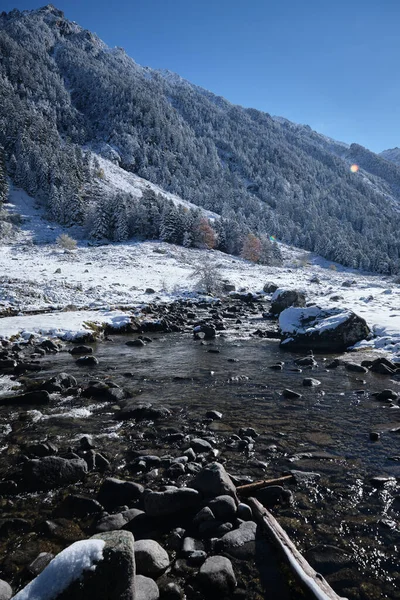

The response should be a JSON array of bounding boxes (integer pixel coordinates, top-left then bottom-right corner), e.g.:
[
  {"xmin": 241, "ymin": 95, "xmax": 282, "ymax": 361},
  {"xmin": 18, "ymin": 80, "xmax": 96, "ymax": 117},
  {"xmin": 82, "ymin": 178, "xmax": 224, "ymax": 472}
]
[{"xmin": 57, "ymin": 233, "xmax": 77, "ymax": 250}]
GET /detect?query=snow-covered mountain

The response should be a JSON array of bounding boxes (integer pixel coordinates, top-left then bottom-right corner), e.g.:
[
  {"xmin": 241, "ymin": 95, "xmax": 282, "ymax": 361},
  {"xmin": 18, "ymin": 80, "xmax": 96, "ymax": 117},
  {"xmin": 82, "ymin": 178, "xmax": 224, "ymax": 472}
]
[
  {"xmin": 380, "ymin": 147, "xmax": 400, "ymax": 166},
  {"xmin": 1, "ymin": 5, "xmax": 400, "ymax": 273}
]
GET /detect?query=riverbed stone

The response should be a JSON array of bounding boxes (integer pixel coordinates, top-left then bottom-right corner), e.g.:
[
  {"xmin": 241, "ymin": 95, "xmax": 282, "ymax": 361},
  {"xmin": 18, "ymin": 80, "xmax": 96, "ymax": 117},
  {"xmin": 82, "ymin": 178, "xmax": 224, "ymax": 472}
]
[
  {"xmin": 75, "ymin": 355, "xmax": 99, "ymax": 366},
  {"xmin": 190, "ymin": 438, "xmax": 212, "ymax": 452},
  {"xmin": 144, "ymin": 486, "xmax": 201, "ymax": 517},
  {"xmin": 54, "ymin": 494, "xmax": 104, "ymax": 518},
  {"xmin": 215, "ymin": 520, "xmax": 258, "ymax": 558},
  {"xmin": 21, "ymin": 456, "xmax": 88, "ymax": 491},
  {"xmin": 117, "ymin": 402, "xmax": 171, "ymax": 421},
  {"xmin": 135, "ymin": 575, "xmax": 159, "ymax": 600},
  {"xmin": 190, "ymin": 462, "xmax": 237, "ymax": 500},
  {"xmin": 282, "ymin": 388, "xmax": 302, "ymax": 399},
  {"xmin": 197, "ymin": 555, "xmax": 237, "ymax": 595},
  {"xmin": 0, "ymin": 390, "xmax": 50, "ymax": 406},
  {"xmin": 0, "ymin": 580, "xmax": 12, "ymax": 600},
  {"xmin": 97, "ymin": 477, "xmax": 144, "ymax": 509},
  {"xmin": 271, "ymin": 289, "xmax": 306, "ymax": 315},
  {"xmin": 70, "ymin": 345, "xmax": 93, "ymax": 355},
  {"xmin": 209, "ymin": 495, "xmax": 237, "ymax": 521},
  {"xmin": 134, "ymin": 539, "xmax": 169, "ymax": 577}
]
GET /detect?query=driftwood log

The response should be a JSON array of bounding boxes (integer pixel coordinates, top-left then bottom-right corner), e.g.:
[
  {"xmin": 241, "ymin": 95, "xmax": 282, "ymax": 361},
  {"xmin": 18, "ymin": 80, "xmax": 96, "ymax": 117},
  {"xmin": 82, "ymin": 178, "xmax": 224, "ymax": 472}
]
[
  {"xmin": 248, "ymin": 497, "xmax": 347, "ymax": 600},
  {"xmin": 237, "ymin": 474, "xmax": 294, "ymax": 496}
]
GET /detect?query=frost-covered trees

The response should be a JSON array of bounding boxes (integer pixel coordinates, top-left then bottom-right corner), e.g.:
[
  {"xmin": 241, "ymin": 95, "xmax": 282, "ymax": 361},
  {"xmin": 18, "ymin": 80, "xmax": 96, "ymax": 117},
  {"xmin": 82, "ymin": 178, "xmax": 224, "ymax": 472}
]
[{"xmin": 0, "ymin": 145, "xmax": 8, "ymax": 204}]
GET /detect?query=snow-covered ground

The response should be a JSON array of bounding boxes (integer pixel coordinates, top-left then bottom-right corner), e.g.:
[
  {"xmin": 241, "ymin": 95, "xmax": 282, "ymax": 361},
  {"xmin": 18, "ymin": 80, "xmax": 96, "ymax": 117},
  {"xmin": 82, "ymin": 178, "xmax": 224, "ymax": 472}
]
[{"xmin": 0, "ymin": 186, "xmax": 399, "ymax": 358}]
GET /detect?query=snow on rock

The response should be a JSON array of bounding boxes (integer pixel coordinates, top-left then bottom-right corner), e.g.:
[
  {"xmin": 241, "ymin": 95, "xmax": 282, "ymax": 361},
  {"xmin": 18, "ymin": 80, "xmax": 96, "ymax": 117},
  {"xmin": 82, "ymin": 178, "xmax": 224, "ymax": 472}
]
[
  {"xmin": 13, "ymin": 539, "xmax": 105, "ymax": 600},
  {"xmin": 279, "ymin": 306, "xmax": 371, "ymax": 352}
]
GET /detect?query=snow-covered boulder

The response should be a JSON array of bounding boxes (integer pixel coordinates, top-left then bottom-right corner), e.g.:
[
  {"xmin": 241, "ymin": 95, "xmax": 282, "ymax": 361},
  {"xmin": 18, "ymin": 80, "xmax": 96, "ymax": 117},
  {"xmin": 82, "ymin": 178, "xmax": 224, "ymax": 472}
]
[
  {"xmin": 270, "ymin": 289, "xmax": 306, "ymax": 315},
  {"xmin": 279, "ymin": 306, "xmax": 370, "ymax": 352}
]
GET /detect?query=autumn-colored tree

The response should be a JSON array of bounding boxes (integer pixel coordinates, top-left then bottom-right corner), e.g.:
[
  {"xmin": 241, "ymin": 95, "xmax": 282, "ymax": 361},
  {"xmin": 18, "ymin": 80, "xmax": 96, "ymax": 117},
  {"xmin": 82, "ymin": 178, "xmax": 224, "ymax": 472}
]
[
  {"xmin": 194, "ymin": 217, "xmax": 216, "ymax": 249},
  {"xmin": 241, "ymin": 233, "xmax": 262, "ymax": 263}
]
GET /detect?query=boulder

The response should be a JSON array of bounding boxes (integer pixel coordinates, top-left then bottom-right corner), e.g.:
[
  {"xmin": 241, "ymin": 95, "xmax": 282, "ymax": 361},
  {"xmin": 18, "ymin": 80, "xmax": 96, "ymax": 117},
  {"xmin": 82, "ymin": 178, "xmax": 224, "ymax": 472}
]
[
  {"xmin": 279, "ymin": 306, "xmax": 370, "ymax": 352},
  {"xmin": 134, "ymin": 539, "xmax": 169, "ymax": 577},
  {"xmin": 271, "ymin": 289, "xmax": 306, "ymax": 315},
  {"xmin": 197, "ymin": 556, "xmax": 237, "ymax": 595},
  {"xmin": 144, "ymin": 487, "xmax": 201, "ymax": 517},
  {"xmin": 14, "ymin": 531, "xmax": 136, "ymax": 600},
  {"xmin": 21, "ymin": 456, "xmax": 87, "ymax": 491},
  {"xmin": 190, "ymin": 462, "xmax": 237, "ymax": 500}
]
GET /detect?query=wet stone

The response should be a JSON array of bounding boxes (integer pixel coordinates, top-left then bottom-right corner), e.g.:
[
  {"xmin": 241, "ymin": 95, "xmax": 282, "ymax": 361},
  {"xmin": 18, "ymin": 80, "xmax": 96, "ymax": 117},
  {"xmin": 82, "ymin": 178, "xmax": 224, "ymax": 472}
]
[
  {"xmin": 75, "ymin": 355, "xmax": 99, "ymax": 366},
  {"xmin": 282, "ymin": 388, "xmax": 302, "ymax": 399}
]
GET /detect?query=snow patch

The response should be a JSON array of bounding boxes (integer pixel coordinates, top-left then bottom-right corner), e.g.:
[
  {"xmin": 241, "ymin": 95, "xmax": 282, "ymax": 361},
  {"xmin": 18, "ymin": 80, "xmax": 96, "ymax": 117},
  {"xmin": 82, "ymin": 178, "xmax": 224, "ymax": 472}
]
[{"xmin": 13, "ymin": 539, "xmax": 105, "ymax": 600}]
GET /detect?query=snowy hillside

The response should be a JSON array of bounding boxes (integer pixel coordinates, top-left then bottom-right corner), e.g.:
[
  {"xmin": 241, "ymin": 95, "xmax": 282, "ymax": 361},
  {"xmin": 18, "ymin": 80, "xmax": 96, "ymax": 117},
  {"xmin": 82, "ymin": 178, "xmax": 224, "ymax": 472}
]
[{"xmin": 0, "ymin": 187, "xmax": 399, "ymax": 359}]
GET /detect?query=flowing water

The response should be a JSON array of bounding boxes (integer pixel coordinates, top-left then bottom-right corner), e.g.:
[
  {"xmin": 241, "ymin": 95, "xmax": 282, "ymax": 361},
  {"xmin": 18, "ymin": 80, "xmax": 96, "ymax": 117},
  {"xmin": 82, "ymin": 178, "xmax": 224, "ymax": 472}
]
[{"xmin": 1, "ymin": 330, "xmax": 399, "ymax": 598}]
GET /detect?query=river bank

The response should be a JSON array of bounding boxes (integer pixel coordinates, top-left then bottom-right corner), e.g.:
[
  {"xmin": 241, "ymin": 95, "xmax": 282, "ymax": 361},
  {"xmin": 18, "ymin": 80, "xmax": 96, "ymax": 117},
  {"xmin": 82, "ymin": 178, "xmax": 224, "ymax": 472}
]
[{"xmin": 0, "ymin": 297, "xmax": 399, "ymax": 599}]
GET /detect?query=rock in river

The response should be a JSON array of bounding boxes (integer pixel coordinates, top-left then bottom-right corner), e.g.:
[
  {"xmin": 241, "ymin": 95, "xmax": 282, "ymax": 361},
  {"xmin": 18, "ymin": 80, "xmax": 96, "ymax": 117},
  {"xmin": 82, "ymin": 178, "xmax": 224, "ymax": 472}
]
[{"xmin": 279, "ymin": 306, "xmax": 370, "ymax": 352}]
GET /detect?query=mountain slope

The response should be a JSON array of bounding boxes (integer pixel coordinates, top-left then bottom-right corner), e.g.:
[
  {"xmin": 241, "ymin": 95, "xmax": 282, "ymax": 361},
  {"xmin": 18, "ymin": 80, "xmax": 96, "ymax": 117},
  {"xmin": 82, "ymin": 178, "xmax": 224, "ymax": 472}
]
[
  {"xmin": 380, "ymin": 147, "xmax": 400, "ymax": 166},
  {"xmin": 0, "ymin": 5, "xmax": 400, "ymax": 273}
]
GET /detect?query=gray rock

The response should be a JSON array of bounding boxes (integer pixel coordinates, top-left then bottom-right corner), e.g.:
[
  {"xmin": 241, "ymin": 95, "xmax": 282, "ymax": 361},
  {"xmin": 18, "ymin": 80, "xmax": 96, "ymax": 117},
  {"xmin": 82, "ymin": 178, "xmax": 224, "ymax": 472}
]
[
  {"xmin": 0, "ymin": 390, "xmax": 50, "ymax": 406},
  {"xmin": 263, "ymin": 282, "xmax": 278, "ymax": 293},
  {"xmin": 190, "ymin": 438, "xmax": 212, "ymax": 452},
  {"xmin": 157, "ymin": 580, "xmax": 185, "ymax": 599},
  {"xmin": 134, "ymin": 539, "xmax": 169, "ymax": 577},
  {"xmin": 237, "ymin": 502, "xmax": 253, "ymax": 521},
  {"xmin": 27, "ymin": 552, "xmax": 54, "ymax": 577},
  {"xmin": 282, "ymin": 388, "xmax": 302, "ymax": 399},
  {"xmin": 144, "ymin": 487, "xmax": 201, "ymax": 517},
  {"xmin": 197, "ymin": 555, "xmax": 237, "ymax": 595},
  {"xmin": 75, "ymin": 355, "xmax": 99, "ymax": 367},
  {"xmin": 305, "ymin": 544, "xmax": 353, "ymax": 575},
  {"xmin": 95, "ymin": 508, "xmax": 144, "ymax": 533},
  {"xmin": 54, "ymin": 494, "xmax": 103, "ymax": 518},
  {"xmin": 215, "ymin": 520, "xmax": 257, "ymax": 558},
  {"xmin": 344, "ymin": 362, "xmax": 368, "ymax": 373},
  {"xmin": 209, "ymin": 495, "xmax": 237, "ymax": 521},
  {"xmin": 182, "ymin": 537, "xmax": 204, "ymax": 557},
  {"xmin": 22, "ymin": 456, "xmax": 87, "ymax": 491},
  {"xmin": 255, "ymin": 485, "xmax": 293, "ymax": 507},
  {"xmin": 193, "ymin": 506, "xmax": 215, "ymax": 526},
  {"xmin": 205, "ymin": 410, "xmax": 223, "ymax": 420},
  {"xmin": 70, "ymin": 345, "xmax": 93, "ymax": 355},
  {"xmin": 135, "ymin": 575, "xmax": 159, "ymax": 600},
  {"xmin": 0, "ymin": 580, "xmax": 12, "ymax": 600},
  {"xmin": 97, "ymin": 477, "xmax": 144, "ymax": 509},
  {"xmin": 190, "ymin": 462, "xmax": 237, "ymax": 500},
  {"xmin": 302, "ymin": 378, "xmax": 321, "ymax": 387},
  {"xmin": 117, "ymin": 402, "xmax": 171, "ymax": 421},
  {"xmin": 271, "ymin": 289, "xmax": 306, "ymax": 315}
]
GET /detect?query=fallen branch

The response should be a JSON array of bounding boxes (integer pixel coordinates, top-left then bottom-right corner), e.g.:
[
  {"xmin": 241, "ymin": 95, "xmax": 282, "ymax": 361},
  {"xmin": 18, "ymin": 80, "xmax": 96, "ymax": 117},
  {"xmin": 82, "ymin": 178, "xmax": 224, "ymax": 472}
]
[
  {"xmin": 237, "ymin": 474, "xmax": 294, "ymax": 496},
  {"xmin": 248, "ymin": 497, "xmax": 347, "ymax": 600}
]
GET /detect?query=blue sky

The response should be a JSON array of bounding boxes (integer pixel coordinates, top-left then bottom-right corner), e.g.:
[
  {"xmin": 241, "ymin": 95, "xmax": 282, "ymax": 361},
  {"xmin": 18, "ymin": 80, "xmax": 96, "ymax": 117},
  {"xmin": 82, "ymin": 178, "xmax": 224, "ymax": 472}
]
[{"xmin": 3, "ymin": 0, "xmax": 399, "ymax": 153}]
